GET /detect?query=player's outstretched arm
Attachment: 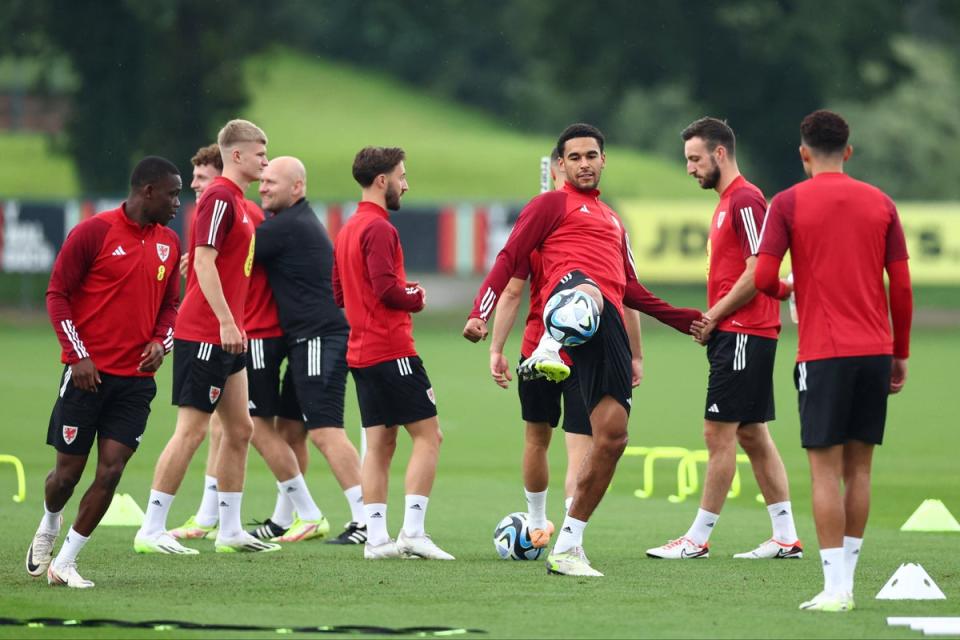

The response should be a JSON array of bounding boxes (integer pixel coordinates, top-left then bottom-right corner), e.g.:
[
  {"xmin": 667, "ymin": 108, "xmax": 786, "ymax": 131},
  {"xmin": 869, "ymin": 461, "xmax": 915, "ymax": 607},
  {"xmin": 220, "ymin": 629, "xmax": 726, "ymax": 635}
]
[
  {"xmin": 487, "ymin": 277, "xmax": 525, "ymax": 387},
  {"xmin": 466, "ymin": 193, "xmax": 564, "ymax": 340},
  {"xmin": 194, "ymin": 246, "xmax": 244, "ymax": 353}
]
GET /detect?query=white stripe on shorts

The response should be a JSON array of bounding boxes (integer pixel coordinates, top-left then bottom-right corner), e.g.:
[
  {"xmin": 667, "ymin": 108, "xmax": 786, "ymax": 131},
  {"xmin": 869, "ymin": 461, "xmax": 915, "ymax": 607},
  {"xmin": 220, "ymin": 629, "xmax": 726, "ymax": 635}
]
[
  {"xmin": 308, "ymin": 338, "xmax": 322, "ymax": 377},
  {"xmin": 59, "ymin": 367, "xmax": 72, "ymax": 398},
  {"xmin": 798, "ymin": 362, "xmax": 808, "ymax": 392},
  {"xmin": 733, "ymin": 334, "xmax": 748, "ymax": 371}
]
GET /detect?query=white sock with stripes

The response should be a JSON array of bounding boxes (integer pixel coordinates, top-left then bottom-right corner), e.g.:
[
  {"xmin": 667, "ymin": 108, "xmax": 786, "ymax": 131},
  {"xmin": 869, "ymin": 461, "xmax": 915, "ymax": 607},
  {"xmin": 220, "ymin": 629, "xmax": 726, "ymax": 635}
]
[
  {"xmin": 685, "ymin": 508, "xmax": 719, "ymax": 546},
  {"xmin": 139, "ymin": 490, "xmax": 174, "ymax": 538},
  {"xmin": 54, "ymin": 527, "xmax": 89, "ymax": 568},
  {"xmin": 344, "ymin": 485, "xmax": 365, "ymax": 524},
  {"xmin": 553, "ymin": 515, "xmax": 587, "ymax": 554},
  {"xmin": 270, "ymin": 484, "xmax": 295, "ymax": 528},
  {"xmin": 402, "ymin": 495, "xmax": 429, "ymax": 538},
  {"xmin": 277, "ymin": 474, "xmax": 322, "ymax": 522},
  {"xmin": 217, "ymin": 491, "xmax": 244, "ymax": 539},
  {"xmin": 364, "ymin": 503, "xmax": 389, "ymax": 546},
  {"xmin": 196, "ymin": 475, "xmax": 219, "ymax": 527}
]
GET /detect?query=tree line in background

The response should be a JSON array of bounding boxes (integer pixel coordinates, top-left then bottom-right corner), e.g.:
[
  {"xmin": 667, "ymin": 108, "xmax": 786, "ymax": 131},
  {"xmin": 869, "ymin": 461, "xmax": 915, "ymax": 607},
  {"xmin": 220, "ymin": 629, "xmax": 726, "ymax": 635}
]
[{"xmin": 2, "ymin": 0, "xmax": 959, "ymax": 198}]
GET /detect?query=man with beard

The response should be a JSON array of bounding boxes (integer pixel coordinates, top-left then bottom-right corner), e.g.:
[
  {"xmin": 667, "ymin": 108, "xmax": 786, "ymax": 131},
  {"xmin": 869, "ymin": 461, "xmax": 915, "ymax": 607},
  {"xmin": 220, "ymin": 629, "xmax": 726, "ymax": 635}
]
[
  {"xmin": 333, "ymin": 147, "xmax": 453, "ymax": 560},
  {"xmin": 28, "ymin": 157, "xmax": 182, "ymax": 587},
  {"xmin": 646, "ymin": 117, "xmax": 802, "ymax": 560}
]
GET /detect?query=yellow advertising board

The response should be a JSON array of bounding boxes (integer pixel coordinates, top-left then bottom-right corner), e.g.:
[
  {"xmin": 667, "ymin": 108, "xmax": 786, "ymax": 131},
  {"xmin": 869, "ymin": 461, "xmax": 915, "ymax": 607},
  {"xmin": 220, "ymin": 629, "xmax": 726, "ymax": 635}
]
[{"xmin": 619, "ymin": 200, "xmax": 960, "ymax": 284}]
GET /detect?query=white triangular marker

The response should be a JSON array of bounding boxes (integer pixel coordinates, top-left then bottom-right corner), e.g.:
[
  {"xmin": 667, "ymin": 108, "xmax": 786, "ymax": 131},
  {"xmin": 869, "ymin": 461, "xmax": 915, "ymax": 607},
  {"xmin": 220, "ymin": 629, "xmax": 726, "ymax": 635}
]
[{"xmin": 876, "ymin": 563, "xmax": 946, "ymax": 600}]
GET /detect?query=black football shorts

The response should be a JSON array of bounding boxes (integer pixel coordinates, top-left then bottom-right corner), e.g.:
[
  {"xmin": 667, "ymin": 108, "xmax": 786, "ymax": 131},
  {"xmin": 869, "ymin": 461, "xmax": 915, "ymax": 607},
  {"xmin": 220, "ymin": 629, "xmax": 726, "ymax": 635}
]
[
  {"xmin": 172, "ymin": 339, "xmax": 246, "ymax": 413},
  {"xmin": 517, "ymin": 352, "xmax": 591, "ymax": 435},
  {"xmin": 350, "ymin": 355, "xmax": 437, "ymax": 428},
  {"xmin": 704, "ymin": 331, "xmax": 776, "ymax": 424},
  {"xmin": 795, "ymin": 355, "xmax": 892, "ymax": 448},
  {"xmin": 47, "ymin": 366, "xmax": 157, "ymax": 455}
]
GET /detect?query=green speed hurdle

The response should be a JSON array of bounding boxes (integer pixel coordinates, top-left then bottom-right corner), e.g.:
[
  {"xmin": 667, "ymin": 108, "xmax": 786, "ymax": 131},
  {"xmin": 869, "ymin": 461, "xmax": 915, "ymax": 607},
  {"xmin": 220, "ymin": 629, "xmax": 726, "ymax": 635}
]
[
  {"xmin": 672, "ymin": 451, "xmax": 763, "ymax": 504},
  {"xmin": 625, "ymin": 446, "xmax": 690, "ymax": 499},
  {"xmin": 0, "ymin": 454, "xmax": 26, "ymax": 503},
  {"xmin": 623, "ymin": 447, "xmax": 763, "ymax": 503}
]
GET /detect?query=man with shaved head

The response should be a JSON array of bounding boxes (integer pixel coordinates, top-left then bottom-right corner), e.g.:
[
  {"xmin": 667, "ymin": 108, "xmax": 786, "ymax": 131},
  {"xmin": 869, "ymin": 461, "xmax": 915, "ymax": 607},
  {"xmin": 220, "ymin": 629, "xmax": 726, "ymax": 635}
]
[{"xmin": 254, "ymin": 157, "xmax": 367, "ymax": 544}]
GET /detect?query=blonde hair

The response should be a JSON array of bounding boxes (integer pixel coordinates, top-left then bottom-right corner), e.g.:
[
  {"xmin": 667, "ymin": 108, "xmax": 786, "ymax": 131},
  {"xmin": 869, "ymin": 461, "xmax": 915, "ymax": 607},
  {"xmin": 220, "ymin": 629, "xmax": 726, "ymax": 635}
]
[{"xmin": 217, "ymin": 119, "xmax": 267, "ymax": 149}]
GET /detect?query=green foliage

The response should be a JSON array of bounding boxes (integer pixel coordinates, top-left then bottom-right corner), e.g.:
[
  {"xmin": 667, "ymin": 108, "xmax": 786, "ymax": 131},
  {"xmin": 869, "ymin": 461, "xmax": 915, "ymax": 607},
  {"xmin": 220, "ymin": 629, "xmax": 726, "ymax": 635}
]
[
  {"xmin": 2, "ymin": 0, "xmax": 259, "ymax": 194},
  {"xmin": 836, "ymin": 39, "xmax": 960, "ymax": 199}
]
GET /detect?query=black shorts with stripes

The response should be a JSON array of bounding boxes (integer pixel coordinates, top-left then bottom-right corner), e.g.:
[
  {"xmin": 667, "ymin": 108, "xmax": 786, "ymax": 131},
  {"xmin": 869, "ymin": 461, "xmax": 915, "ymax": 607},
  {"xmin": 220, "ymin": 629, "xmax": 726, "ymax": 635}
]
[
  {"xmin": 246, "ymin": 336, "xmax": 287, "ymax": 418},
  {"xmin": 350, "ymin": 355, "xmax": 437, "ymax": 428},
  {"xmin": 48, "ymin": 366, "xmax": 156, "ymax": 454},
  {"xmin": 279, "ymin": 332, "xmax": 348, "ymax": 428},
  {"xmin": 171, "ymin": 339, "xmax": 246, "ymax": 413},
  {"xmin": 795, "ymin": 355, "xmax": 891, "ymax": 448},
  {"xmin": 704, "ymin": 330, "xmax": 776, "ymax": 424}
]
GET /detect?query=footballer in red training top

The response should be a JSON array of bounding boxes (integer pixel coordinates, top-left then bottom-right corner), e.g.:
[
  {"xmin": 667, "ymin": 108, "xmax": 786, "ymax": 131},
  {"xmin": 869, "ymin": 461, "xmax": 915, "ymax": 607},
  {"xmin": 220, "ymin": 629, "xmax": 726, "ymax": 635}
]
[
  {"xmin": 29, "ymin": 156, "xmax": 182, "ymax": 588},
  {"xmin": 332, "ymin": 146, "xmax": 454, "ymax": 561},
  {"xmin": 755, "ymin": 109, "xmax": 912, "ymax": 612}
]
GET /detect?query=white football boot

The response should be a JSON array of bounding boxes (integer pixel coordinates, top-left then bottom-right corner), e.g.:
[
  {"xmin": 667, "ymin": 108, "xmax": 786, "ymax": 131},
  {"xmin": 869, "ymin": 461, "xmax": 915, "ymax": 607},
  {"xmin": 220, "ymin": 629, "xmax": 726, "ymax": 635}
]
[
  {"xmin": 47, "ymin": 561, "xmax": 94, "ymax": 589},
  {"xmin": 397, "ymin": 531, "xmax": 455, "ymax": 560},
  {"xmin": 645, "ymin": 536, "xmax": 709, "ymax": 559}
]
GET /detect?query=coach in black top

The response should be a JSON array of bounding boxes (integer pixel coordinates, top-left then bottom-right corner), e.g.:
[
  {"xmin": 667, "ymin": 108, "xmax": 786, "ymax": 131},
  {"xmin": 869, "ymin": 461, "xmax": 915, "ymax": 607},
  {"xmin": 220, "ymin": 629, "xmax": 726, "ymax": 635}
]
[{"xmin": 255, "ymin": 156, "xmax": 367, "ymax": 544}]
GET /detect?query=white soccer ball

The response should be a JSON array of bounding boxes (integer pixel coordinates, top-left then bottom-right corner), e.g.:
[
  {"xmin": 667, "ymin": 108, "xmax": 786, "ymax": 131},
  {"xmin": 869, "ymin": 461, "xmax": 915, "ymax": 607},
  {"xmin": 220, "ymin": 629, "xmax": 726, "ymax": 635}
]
[
  {"xmin": 543, "ymin": 289, "xmax": 600, "ymax": 346},
  {"xmin": 493, "ymin": 512, "xmax": 543, "ymax": 561}
]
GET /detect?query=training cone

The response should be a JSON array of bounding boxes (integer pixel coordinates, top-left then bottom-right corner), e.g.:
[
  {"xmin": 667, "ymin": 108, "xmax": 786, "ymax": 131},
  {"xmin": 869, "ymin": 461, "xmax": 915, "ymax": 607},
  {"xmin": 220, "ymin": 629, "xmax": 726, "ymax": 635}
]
[
  {"xmin": 900, "ymin": 499, "xmax": 960, "ymax": 532},
  {"xmin": 876, "ymin": 563, "xmax": 946, "ymax": 600},
  {"xmin": 100, "ymin": 493, "xmax": 145, "ymax": 526}
]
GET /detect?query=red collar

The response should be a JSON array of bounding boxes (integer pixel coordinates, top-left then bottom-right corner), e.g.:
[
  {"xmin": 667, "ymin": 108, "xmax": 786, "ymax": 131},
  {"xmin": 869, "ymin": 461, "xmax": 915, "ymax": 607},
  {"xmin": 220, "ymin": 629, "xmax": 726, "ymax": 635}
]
[
  {"xmin": 720, "ymin": 174, "xmax": 746, "ymax": 198},
  {"xmin": 357, "ymin": 200, "xmax": 390, "ymax": 219},
  {"xmin": 561, "ymin": 182, "xmax": 601, "ymax": 199},
  {"xmin": 210, "ymin": 175, "xmax": 243, "ymax": 195}
]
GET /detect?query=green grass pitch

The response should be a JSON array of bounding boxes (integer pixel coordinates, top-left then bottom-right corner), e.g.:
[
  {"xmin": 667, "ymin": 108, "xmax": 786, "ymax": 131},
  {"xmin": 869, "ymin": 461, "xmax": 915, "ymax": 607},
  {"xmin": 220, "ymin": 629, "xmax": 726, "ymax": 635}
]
[{"xmin": 0, "ymin": 314, "xmax": 957, "ymax": 638}]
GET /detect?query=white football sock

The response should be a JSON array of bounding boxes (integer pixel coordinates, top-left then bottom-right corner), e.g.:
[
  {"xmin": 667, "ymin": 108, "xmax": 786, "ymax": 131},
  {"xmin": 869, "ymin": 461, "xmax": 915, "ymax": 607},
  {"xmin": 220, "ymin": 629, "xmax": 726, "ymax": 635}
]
[
  {"xmin": 344, "ymin": 485, "xmax": 365, "ymax": 524},
  {"xmin": 553, "ymin": 515, "xmax": 587, "ymax": 553},
  {"xmin": 278, "ymin": 474, "xmax": 322, "ymax": 521},
  {"xmin": 196, "ymin": 475, "xmax": 219, "ymax": 527},
  {"xmin": 564, "ymin": 496, "xmax": 574, "ymax": 513},
  {"xmin": 140, "ymin": 490, "xmax": 174, "ymax": 537},
  {"xmin": 536, "ymin": 330, "xmax": 563, "ymax": 353},
  {"xmin": 217, "ymin": 491, "xmax": 244, "ymax": 539},
  {"xmin": 41, "ymin": 502, "xmax": 63, "ymax": 533},
  {"xmin": 842, "ymin": 536, "xmax": 863, "ymax": 593},
  {"xmin": 685, "ymin": 508, "xmax": 719, "ymax": 546},
  {"xmin": 270, "ymin": 483, "xmax": 295, "ymax": 528},
  {"xmin": 364, "ymin": 503, "xmax": 389, "ymax": 546},
  {"xmin": 54, "ymin": 526, "xmax": 89, "ymax": 567},
  {"xmin": 402, "ymin": 494, "xmax": 429, "ymax": 537},
  {"xmin": 820, "ymin": 547, "xmax": 845, "ymax": 595},
  {"xmin": 525, "ymin": 489, "xmax": 548, "ymax": 530},
  {"xmin": 767, "ymin": 500, "xmax": 798, "ymax": 542}
]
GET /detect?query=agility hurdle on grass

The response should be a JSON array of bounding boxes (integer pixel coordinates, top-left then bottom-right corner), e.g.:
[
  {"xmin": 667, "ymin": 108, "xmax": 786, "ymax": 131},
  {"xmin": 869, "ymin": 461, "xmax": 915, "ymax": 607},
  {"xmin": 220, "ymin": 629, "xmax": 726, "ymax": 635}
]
[
  {"xmin": 0, "ymin": 454, "xmax": 26, "ymax": 503},
  {"xmin": 622, "ymin": 447, "xmax": 763, "ymax": 503}
]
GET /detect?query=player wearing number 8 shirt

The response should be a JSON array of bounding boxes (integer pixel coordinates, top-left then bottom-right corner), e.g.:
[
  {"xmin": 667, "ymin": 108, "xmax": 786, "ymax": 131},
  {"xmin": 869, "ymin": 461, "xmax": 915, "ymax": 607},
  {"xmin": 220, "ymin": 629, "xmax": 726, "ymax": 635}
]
[
  {"xmin": 135, "ymin": 119, "xmax": 277, "ymax": 555},
  {"xmin": 26, "ymin": 157, "xmax": 182, "ymax": 588},
  {"xmin": 756, "ymin": 110, "xmax": 912, "ymax": 612}
]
